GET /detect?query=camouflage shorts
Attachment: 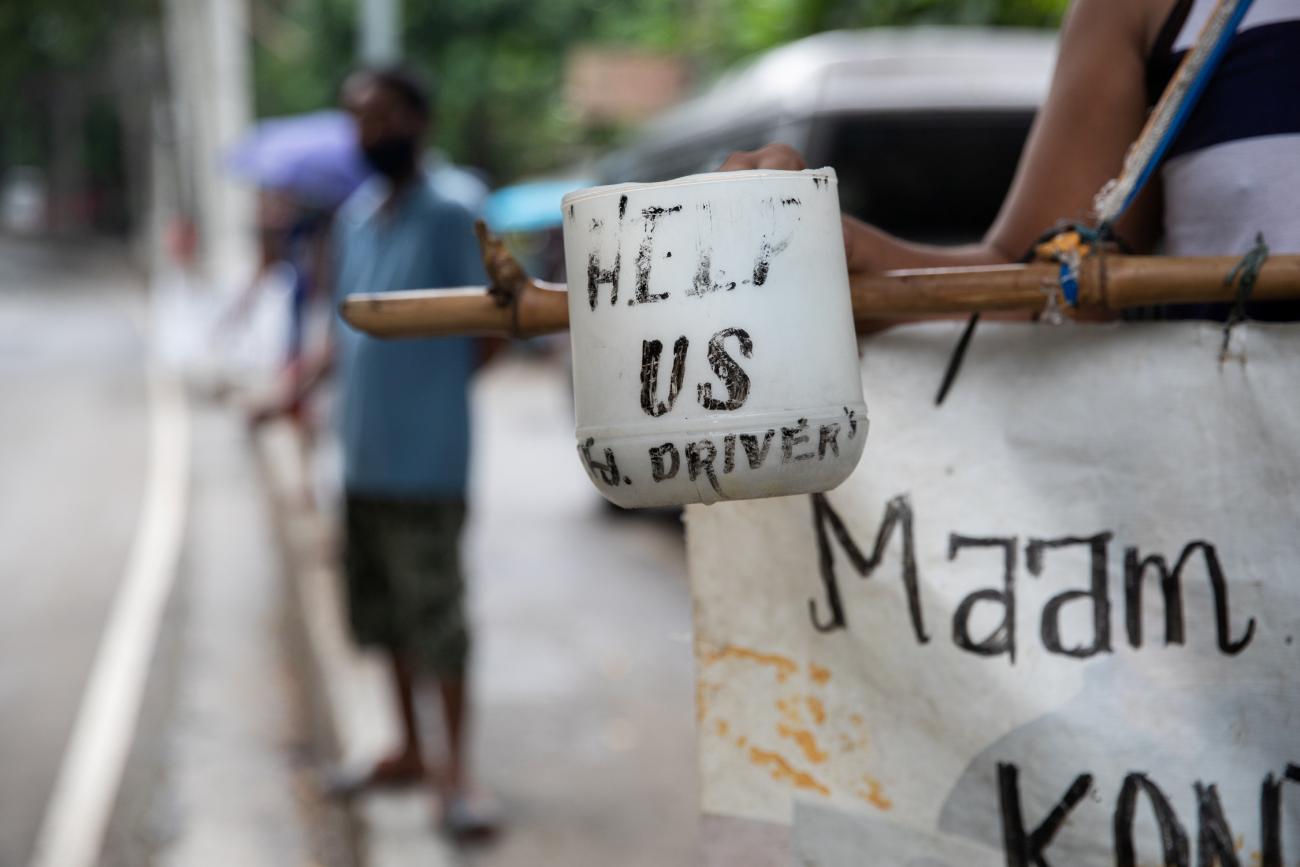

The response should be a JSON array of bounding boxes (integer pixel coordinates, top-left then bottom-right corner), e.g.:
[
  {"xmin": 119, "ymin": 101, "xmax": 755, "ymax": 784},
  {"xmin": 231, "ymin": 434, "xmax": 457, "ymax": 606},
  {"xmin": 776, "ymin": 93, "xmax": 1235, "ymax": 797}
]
[{"xmin": 343, "ymin": 494, "xmax": 469, "ymax": 677}]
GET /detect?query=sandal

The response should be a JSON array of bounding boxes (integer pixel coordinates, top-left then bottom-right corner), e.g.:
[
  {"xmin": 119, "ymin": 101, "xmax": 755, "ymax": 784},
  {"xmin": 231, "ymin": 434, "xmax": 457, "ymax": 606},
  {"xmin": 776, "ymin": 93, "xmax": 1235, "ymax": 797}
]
[
  {"xmin": 323, "ymin": 753, "xmax": 426, "ymax": 799},
  {"xmin": 440, "ymin": 791, "xmax": 503, "ymax": 842}
]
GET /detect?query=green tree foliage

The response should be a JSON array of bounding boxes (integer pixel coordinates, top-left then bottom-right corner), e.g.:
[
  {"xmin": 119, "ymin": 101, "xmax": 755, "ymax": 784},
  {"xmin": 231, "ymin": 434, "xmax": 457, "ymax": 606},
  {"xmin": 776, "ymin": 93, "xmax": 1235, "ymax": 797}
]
[
  {"xmin": 0, "ymin": 0, "xmax": 154, "ymax": 196},
  {"xmin": 1, "ymin": 0, "xmax": 119, "ymax": 165},
  {"xmin": 251, "ymin": 0, "xmax": 356, "ymax": 117},
  {"xmin": 0, "ymin": 0, "xmax": 116, "ymax": 93},
  {"xmin": 251, "ymin": 0, "xmax": 1070, "ymax": 183}
]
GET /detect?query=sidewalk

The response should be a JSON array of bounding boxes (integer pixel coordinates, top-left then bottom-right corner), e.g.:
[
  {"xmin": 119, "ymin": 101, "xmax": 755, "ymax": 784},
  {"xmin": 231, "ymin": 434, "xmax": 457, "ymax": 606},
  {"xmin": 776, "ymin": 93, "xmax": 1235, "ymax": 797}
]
[
  {"xmin": 98, "ymin": 393, "xmax": 354, "ymax": 867},
  {"xmin": 258, "ymin": 356, "xmax": 700, "ymax": 866}
]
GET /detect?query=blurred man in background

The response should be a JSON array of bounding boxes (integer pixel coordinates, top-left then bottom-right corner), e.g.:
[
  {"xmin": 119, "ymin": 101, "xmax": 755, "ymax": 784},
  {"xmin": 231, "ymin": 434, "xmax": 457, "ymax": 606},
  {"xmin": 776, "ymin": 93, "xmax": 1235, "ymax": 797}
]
[{"xmin": 255, "ymin": 65, "xmax": 498, "ymax": 839}]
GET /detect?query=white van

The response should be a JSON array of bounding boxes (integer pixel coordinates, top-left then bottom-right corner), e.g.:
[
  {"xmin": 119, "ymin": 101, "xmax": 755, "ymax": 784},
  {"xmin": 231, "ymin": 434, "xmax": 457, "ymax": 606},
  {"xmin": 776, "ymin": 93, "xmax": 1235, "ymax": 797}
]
[{"xmin": 597, "ymin": 28, "xmax": 1057, "ymax": 244}]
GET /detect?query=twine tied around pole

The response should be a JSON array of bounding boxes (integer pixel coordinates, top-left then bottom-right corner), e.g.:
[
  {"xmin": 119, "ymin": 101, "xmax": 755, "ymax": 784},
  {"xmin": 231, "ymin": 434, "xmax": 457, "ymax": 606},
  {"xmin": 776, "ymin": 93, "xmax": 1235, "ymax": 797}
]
[{"xmin": 1219, "ymin": 232, "xmax": 1269, "ymax": 362}]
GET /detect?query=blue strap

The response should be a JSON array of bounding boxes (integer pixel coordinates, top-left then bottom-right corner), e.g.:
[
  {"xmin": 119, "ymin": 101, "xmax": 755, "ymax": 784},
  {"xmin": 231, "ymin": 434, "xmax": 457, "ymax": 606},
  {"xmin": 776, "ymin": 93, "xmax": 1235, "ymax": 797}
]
[
  {"xmin": 1059, "ymin": 260, "xmax": 1080, "ymax": 306},
  {"xmin": 1101, "ymin": 0, "xmax": 1256, "ymax": 229}
]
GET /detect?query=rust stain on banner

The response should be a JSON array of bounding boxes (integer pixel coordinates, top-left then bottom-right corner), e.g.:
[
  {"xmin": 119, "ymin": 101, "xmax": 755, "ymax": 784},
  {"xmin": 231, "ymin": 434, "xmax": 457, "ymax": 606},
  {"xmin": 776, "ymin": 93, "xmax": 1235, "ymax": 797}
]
[
  {"xmin": 777, "ymin": 724, "xmax": 829, "ymax": 765},
  {"xmin": 857, "ymin": 775, "xmax": 893, "ymax": 811},
  {"xmin": 775, "ymin": 697, "xmax": 804, "ymax": 725},
  {"xmin": 749, "ymin": 747, "xmax": 830, "ymax": 796},
  {"xmin": 696, "ymin": 679, "xmax": 722, "ymax": 722},
  {"xmin": 697, "ymin": 646, "xmax": 892, "ymax": 804},
  {"xmin": 701, "ymin": 644, "xmax": 799, "ymax": 682},
  {"xmin": 806, "ymin": 696, "xmax": 826, "ymax": 724}
]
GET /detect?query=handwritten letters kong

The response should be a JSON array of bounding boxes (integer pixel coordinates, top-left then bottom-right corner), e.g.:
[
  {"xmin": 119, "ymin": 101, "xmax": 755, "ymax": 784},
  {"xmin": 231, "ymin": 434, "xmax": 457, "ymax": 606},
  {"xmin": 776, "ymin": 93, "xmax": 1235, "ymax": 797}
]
[{"xmin": 685, "ymin": 321, "xmax": 1300, "ymax": 866}]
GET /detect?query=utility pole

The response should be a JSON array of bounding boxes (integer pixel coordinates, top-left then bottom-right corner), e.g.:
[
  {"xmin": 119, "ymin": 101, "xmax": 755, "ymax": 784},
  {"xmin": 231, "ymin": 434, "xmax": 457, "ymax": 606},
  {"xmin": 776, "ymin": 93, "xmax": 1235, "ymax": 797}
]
[
  {"xmin": 359, "ymin": 0, "xmax": 401, "ymax": 62},
  {"xmin": 160, "ymin": 0, "xmax": 252, "ymax": 289}
]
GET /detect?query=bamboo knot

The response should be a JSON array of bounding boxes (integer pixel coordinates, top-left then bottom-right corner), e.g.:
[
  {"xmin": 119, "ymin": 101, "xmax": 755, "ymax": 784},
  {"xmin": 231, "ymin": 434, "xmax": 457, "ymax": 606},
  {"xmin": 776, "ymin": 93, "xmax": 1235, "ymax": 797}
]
[{"xmin": 475, "ymin": 220, "xmax": 532, "ymax": 312}]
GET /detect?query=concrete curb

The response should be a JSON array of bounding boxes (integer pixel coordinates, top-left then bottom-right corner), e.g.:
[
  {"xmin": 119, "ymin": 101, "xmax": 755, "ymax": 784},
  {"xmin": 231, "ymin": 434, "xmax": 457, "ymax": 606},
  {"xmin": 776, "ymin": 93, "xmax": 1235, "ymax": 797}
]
[{"xmin": 255, "ymin": 425, "xmax": 457, "ymax": 867}]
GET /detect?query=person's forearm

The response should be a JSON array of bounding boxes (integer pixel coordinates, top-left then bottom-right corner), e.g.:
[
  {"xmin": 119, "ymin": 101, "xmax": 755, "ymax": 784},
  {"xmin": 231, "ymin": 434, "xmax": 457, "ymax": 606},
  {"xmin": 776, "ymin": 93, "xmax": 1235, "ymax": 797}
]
[
  {"xmin": 293, "ymin": 343, "xmax": 335, "ymax": 399},
  {"xmin": 846, "ymin": 218, "xmax": 1034, "ymax": 330},
  {"xmin": 845, "ymin": 216, "xmax": 1013, "ymax": 275},
  {"xmin": 248, "ymin": 339, "xmax": 335, "ymax": 427}
]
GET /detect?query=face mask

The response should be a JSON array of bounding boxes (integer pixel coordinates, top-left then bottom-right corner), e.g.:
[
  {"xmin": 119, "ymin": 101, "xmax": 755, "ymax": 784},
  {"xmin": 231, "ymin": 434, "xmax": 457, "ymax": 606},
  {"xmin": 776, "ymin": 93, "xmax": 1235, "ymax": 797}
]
[{"xmin": 362, "ymin": 136, "xmax": 417, "ymax": 179}]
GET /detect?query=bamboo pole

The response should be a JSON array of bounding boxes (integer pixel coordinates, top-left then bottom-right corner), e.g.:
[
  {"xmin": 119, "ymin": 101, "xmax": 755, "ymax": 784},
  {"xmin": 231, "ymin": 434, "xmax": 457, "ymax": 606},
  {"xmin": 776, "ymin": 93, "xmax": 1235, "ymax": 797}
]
[
  {"xmin": 848, "ymin": 254, "xmax": 1300, "ymax": 317},
  {"xmin": 339, "ymin": 227, "xmax": 1300, "ymax": 340},
  {"xmin": 340, "ymin": 282, "xmax": 569, "ymax": 338}
]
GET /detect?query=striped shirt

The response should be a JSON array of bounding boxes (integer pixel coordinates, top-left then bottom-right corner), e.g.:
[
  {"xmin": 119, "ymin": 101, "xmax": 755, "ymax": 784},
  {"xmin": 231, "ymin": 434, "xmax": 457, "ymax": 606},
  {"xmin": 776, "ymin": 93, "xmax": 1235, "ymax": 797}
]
[{"xmin": 1147, "ymin": 0, "xmax": 1300, "ymax": 258}]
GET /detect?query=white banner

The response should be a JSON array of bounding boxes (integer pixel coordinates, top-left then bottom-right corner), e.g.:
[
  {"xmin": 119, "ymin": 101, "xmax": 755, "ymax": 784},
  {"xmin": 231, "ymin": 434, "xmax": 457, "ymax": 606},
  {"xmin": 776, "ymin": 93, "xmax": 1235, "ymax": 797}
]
[{"xmin": 686, "ymin": 321, "xmax": 1300, "ymax": 866}]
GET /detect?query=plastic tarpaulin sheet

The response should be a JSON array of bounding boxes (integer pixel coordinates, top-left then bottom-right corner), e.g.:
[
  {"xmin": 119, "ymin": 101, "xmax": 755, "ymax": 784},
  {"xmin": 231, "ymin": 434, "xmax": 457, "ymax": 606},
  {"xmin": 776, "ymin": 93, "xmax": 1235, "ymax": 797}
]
[{"xmin": 686, "ymin": 321, "xmax": 1300, "ymax": 866}]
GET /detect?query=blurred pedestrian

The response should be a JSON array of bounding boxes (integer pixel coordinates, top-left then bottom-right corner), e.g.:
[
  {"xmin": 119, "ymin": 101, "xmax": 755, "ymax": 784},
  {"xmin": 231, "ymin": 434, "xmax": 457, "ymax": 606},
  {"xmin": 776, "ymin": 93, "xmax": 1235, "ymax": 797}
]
[
  {"xmin": 223, "ymin": 109, "xmax": 371, "ymax": 497},
  {"xmin": 222, "ymin": 187, "xmax": 332, "ymax": 384},
  {"xmin": 253, "ymin": 65, "xmax": 499, "ymax": 839},
  {"xmin": 341, "ymin": 69, "xmax": 491, "ymax": 216}
]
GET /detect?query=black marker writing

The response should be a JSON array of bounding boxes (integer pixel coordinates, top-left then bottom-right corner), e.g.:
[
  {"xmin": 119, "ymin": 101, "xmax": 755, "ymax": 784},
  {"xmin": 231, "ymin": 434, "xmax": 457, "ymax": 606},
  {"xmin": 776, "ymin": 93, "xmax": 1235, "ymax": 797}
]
[
  {"xmin": 950, "ymin": 535, "xmax": 1017, "ymax": 663},
  {"xmin": 631, "ymin": 205, "xmax": 681, "ymax": 306},
  {"xmin": 1027, "ymin": 534, "xmax": 1114, "ymax": 659},
  {"xmin": 587, "ymin": 250, "xmax": 620, "ymax": 310},
  {"xmin": 809, "ymin": 493, "xmax": 929, "ymax": 641},
  {"xmin": 649, "ymin": 442, "xmax": 680, "ymax": 481},
  {"xmin": 640, "ymin": 336, "xmax": 688, "ymax": 417},
  {"xmin": 698, "ymin": 327, "xmax": 752, "ymax": 411},
  {"xmin": 740, "ymin": 430, "xmax": 776, "ymax": 469},
  {"xmin": 686, "ymin": 440, "xmax": 723, "ymax": 496},
  {"xmin": 998, "ymin": 763, "xmax": 1093, "ymax": 867},
  {"xmin": 782, "ymin": 418, "xmax": 814, "ymax": 462},
  {"xmin": 1124, "ymin": 541, "xmax": 1255, "ymax": 654}
]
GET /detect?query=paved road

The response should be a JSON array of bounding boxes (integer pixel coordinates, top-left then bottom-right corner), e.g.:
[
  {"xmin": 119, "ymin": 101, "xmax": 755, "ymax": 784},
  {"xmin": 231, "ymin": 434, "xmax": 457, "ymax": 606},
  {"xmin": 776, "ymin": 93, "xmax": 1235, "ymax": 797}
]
[
  {"xmin": 0, "ymin": 238, "xmax": 349, "ymax": 867},
  {"xmin": 464, "ymin": 358, "xmax": 700, "ymax": 866},
  {"xmin": 0, "ymin": 240, "xmax": 152, "ymax": 867}
]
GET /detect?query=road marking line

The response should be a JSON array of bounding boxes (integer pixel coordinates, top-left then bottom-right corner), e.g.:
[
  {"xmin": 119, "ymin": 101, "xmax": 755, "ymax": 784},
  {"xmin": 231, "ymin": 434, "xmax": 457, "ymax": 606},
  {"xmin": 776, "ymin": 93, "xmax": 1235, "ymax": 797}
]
[{"xmin": 28, "ymin": 367, "xmax": 190, "ymax": 867}]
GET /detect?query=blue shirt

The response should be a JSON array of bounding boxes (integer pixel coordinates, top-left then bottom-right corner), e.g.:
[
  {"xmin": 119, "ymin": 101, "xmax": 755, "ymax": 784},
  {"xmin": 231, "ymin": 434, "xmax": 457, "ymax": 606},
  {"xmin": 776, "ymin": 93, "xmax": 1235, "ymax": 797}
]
[{"xmin": 333, "ymin": 175, "xmax": 486, "ymax": 498}]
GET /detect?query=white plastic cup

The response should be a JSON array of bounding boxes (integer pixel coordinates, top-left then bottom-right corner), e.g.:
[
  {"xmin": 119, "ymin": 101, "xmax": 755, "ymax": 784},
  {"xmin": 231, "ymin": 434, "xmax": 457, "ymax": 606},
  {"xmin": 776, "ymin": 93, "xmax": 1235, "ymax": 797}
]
[{"xmin": 561, "ymin": 168, "xmax": 868, "ymax": 508}]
